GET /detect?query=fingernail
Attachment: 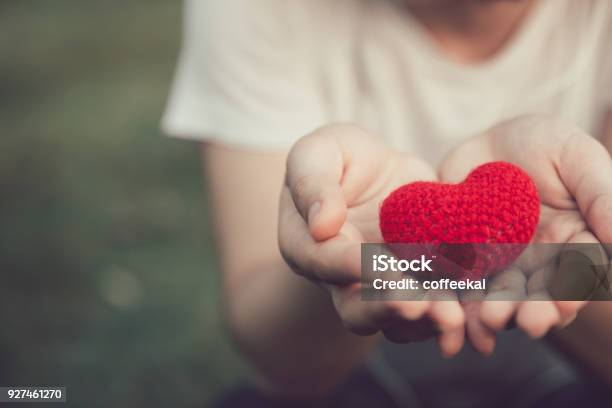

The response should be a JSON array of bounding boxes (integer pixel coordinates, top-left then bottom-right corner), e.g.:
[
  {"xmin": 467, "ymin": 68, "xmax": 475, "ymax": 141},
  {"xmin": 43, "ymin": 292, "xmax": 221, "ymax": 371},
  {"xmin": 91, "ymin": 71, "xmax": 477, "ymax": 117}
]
[{"xmin": 308, "ymin": 202, "xmax": 321, "ymax": 225}]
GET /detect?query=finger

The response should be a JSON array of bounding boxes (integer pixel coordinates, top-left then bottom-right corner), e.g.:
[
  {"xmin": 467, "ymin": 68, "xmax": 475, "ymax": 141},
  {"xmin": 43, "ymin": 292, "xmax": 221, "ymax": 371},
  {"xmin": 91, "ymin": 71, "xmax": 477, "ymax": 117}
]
[
  {"xmin": 551, "ymin": 231, "xmax": 608, "ymax": 327},
  {"xmin": 516, "ymin": 263, "xmax": 562, "ymax": 338},
  {"xmin": 514, "ymin": 243, "xmax": 560, "ymax": 275},
  {"xmin": 526, "ymin": 263, "xmax": 555, "ymax": 295},
  {"xmin": 438, "ymin": 327, "xmax": 466, "ymax": 358},
  {"xmin": 286, "ymin": 131, "xmax": 347, "ymax": 241},
  {"xmin": 549, "ymin": 231, "xmax": 603, "ymax": 320},
  {"xmin": 556, "ymin": 309, "xmax": 577, "ymax": 328},
  {"xmin": 460, "ymin": 291, "xmax": 495, "ymax": 355},
  {"xmin": 516, "ymin": 300, "xmax": 561, "ymax": 339},
  {"xmin": 464, "ymin": 301, "xmax": 496, "ymax": 356},
  {"xmin": 487, "ymin": 266, "xmax": 528, "ymax": 295},
  {"xmin": 426, "ymin": 291, "xmax": 466, "ymax": 332},
  {"xmin": 480, "ymin": 301, "xmax": 518, "ymax": 332},
  {"xmin": 378, "ymin": 294, "xmax": 465, "ymax": 352},
  {"xmin": 425, "ymin": 291, "xmax": 466, "ymax": 356},
  {"xmin": 279, "ymin": 188, "xmax": 361, "ymax": 283},
  {"xmin": 550, "ymin": 231, "xmax": 609, "ymax": 304},
  {"xmin": 557, "ymin": 134, "xmax": 612, "ymax": 244},
  {"xmin": 332, "ymin": 285, "xmax": 431, "ymax": 335},
  {"xmin": 557, "ymin": 313, "xmax": 578, "ymax": 329},
  {"xmin": 332, "ymin": 285, "xmax": 383, "ymax": 335},
  {"xmin": 517, "ymin": 225, "xmax": 607, "ymax": 338},
  {"xmin": 480, "ymin": 266, "xmax": 526, "ymax": 331},
  {"xmin": 554, "ymin": 302, "xmax": 586, "ymax": 327}
]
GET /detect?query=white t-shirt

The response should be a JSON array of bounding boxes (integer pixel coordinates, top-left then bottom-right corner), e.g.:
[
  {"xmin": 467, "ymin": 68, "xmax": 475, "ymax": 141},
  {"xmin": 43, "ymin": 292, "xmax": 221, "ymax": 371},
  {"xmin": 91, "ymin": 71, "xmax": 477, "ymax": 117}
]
[{"xmin": 163, "ymin": 0, "xmax": 612, "ymax": 166}]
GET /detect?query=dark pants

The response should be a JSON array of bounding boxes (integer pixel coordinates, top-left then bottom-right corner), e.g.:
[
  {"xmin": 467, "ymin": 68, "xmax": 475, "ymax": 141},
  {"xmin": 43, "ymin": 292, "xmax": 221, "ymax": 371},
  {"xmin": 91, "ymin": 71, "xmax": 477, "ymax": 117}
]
[
  {"xmin": 215, "ymin": 369, "xmax": 611, "ymax": 408},
  {"xmin": 216, "ymin": 369, "xmax": 396, "ymax": 408}
]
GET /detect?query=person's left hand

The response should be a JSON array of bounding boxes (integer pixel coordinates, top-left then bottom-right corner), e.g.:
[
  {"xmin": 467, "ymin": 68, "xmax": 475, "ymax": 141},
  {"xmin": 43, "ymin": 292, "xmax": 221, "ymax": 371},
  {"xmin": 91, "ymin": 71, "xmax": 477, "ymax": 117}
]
[{"xmin": 438, "ymin": 115, "xmax": 612, "ymax": 355}]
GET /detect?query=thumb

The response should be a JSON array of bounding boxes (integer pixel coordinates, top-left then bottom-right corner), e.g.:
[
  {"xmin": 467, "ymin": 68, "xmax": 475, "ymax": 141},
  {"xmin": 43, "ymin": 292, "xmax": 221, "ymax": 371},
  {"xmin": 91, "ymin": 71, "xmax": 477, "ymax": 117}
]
[
  {"xmin": 557, "ymin": 132, "xmax": 612, "ymax": 244},
  {"xmin": 289, "ymin": 176, "xmax": 346, "ymax": 241},
  {"xmin": 286, "ymin": 131, "xmax": 348, "ymax": 241}
]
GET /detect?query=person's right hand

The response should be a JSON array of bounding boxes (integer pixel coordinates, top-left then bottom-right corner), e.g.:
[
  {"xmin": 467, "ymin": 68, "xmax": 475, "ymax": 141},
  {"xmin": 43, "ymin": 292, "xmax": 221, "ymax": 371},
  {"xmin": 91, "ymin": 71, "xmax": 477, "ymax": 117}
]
[
  {"xmin": 439, "ymin": 115, "xmax": 612, "ymax": 355},
  {"xmin": 279, "ymin": 124, "xmax": 466, "ymax": 357}
]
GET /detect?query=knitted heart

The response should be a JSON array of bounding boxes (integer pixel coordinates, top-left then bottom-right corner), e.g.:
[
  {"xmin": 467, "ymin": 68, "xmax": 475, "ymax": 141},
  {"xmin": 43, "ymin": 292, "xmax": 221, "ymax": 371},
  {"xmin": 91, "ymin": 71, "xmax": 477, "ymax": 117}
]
[{"xmin": 379, "ymin": 161, "xmax": 540, "ymax": 280}]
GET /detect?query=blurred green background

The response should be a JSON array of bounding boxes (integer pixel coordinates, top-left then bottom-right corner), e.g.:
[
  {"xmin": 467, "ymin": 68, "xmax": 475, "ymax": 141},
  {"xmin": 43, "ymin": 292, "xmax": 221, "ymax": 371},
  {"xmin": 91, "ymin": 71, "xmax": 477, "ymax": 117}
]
[{"xmin": 0, "ymin": 1, "xmax": 244, "ymax": 406}]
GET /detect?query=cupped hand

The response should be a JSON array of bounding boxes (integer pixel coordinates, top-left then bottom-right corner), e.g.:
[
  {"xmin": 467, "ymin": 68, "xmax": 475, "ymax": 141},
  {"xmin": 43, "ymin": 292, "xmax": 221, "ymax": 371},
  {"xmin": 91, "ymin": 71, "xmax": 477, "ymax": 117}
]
[
  {"xmin": 439, "ymin": 115, "xmax": 612, "ymax": 355},
  {"xmin": 279, "ymin": 124, "xmax": 465, "ymax": 357}
]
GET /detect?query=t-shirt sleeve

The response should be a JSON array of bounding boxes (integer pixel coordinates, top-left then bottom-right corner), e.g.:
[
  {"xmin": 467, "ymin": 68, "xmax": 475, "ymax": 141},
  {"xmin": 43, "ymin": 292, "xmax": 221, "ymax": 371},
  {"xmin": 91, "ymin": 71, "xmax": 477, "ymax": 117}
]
[{"xmin": 161, "ymin": 0, "xmax": 326, "ymax": 150}]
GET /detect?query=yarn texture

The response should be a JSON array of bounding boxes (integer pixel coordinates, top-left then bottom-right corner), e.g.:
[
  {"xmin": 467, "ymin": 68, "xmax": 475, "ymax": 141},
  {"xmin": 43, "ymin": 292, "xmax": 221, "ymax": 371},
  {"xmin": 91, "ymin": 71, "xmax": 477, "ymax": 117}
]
[{"xmin": 379, "ymin": 161, "xmax": 540, "ymax": 279}]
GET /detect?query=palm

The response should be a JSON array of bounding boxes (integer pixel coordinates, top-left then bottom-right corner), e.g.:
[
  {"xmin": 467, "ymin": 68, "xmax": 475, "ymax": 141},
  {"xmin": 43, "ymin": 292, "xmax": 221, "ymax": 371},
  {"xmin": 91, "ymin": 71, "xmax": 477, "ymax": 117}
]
[
  {"xmin": 534, "ymin": 206, "xmax": 587, "ymax": 244},
  {"xmin": 346, "ymin": 153, "xmax": 436, "ymax": 243},
  {"xmin": 442, "ymin": 141, "xmax": 596, "ymax": 297}
]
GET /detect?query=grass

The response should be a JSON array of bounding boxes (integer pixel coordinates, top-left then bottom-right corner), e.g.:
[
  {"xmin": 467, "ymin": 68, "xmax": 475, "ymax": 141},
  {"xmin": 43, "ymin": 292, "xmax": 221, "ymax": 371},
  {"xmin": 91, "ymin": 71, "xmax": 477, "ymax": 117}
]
[{"xmin": 0, "ymin": 1, "xmax": 244, "ymax": 406}]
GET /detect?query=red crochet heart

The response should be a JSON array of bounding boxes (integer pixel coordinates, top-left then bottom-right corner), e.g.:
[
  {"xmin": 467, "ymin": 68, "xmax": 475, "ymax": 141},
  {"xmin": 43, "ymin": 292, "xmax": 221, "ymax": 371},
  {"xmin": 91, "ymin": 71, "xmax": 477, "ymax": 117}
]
[{"xmin": 379, "ymin": 161, "xmax": 540, "ymax": 280}]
